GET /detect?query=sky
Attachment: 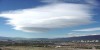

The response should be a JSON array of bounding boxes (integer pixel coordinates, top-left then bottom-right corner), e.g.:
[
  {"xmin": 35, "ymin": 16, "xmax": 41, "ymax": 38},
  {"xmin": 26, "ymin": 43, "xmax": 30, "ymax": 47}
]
[{"xmin": 0, "ymin": 0, "xmax": 100, "ymax": 38}]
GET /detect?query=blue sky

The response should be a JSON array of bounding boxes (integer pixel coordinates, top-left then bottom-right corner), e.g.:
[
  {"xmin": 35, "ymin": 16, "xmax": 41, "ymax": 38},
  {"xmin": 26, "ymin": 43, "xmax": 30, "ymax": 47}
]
[{"xmin": 0, "ymin": 0, "xmax": 100, "ymax": 38}]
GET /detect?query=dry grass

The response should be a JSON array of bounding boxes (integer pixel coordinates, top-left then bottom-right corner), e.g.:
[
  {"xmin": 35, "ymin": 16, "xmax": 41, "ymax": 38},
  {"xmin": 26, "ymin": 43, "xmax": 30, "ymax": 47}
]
[{"xmin": 0, "ymin": 46, "xmax": 100, "ymax": 50}]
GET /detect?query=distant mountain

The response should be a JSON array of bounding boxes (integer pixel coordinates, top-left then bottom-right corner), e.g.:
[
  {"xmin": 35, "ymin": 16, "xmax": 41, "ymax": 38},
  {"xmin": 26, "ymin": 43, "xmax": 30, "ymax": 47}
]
[
  {"xmin": 0, "ymin": 36, "xmax": 11, "ymax": 40},
  {"xmin": 0, "ymin": 35, "xmax": 100, "ymax": 41},
  {"xmin": 16, "ymin": 35, "xmax": 100, "ymax": 41},
  {"xmin": 0, "ymin": 36, "xmax": 29, "ymax": 41},
  {"xmin": 52, "ymin": 35, "xmax": 100, "ymax": 41}
]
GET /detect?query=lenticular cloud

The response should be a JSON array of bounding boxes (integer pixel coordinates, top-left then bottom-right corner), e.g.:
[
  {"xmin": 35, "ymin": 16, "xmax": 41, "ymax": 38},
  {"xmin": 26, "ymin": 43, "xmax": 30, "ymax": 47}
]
[{"xmin": 0, "ymin": 3, "xmax": 93, "ymax": 32}]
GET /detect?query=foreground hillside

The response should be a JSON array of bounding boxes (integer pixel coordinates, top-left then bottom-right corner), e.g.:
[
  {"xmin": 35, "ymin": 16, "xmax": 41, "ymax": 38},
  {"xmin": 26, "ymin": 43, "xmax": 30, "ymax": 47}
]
[{"xmin": 0, "ymin": 46, "xmax": 100, "ymax": 50}]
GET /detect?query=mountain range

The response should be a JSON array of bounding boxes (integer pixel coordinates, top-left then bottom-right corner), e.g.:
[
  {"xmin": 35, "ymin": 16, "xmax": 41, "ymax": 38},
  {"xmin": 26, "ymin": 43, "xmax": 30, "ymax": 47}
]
[{"xmin": 0, "ymin": 35, "xmax": 100, "ymax": 41}]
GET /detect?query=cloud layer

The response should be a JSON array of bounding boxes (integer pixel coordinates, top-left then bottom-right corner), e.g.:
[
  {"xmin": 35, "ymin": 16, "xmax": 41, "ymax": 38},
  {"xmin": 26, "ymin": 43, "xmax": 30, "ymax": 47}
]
[
  {"xmin": 73, "ymin": 27, "xmax": 100, "ymax": 31},
  {"xmin": 65, "ymin": 32, "xmax": 100, "ymax": 37},
  {"xmin": 0, "ymin": 2, "xmax": 94, "ymax": 32}
]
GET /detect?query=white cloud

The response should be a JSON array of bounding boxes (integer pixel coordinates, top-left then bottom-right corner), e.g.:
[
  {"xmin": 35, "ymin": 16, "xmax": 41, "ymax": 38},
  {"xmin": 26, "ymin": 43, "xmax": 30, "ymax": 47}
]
[
  {"xmin": 66, "ymin": 33, "xmax": 87, "ymax": 37},
  {"xmin": 85, "ymin": 0, "xmax": 98, "ymax": 6},
  {"xmin": 52, "ymin": 32, "xmax": 100, "ymax": 38},
  {"xmin": 0, "ymin": 3, "xmax": 94, "ymax": 32},
  {"xmin": 73, "ymin": 27, "xmax": 100, "ymax": 31},
  {"xmin": 66, "ymin": 32, "xmax": 100, "ymax": 37},
  {"xmin": 41, "ymin": 0, "xmax": 98, "ymax": 5},
  {"xmin": 41, "ymin": 0, "xmax": 62, "ymax": 3}
]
